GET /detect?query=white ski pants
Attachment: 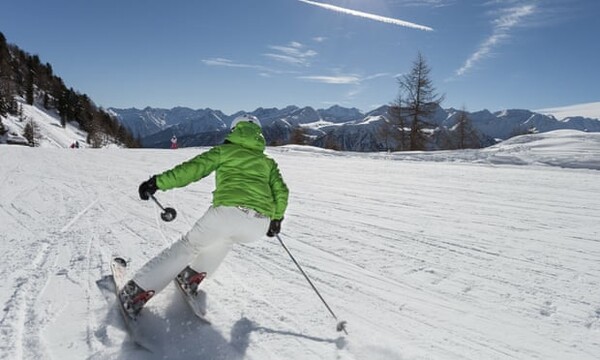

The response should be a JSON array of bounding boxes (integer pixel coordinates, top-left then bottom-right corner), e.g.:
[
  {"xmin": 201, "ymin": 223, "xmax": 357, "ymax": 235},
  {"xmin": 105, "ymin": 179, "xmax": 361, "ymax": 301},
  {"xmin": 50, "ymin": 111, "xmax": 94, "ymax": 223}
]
[{"xmin": 132, "ymin": 206, "xmax": 270, "ymax": 293}]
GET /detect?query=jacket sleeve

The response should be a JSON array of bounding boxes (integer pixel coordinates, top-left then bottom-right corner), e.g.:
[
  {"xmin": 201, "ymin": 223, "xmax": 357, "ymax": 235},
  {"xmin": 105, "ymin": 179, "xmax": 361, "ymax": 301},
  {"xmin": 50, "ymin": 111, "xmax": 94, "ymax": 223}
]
[
  {"xmin": 269, "ymin": 160, "xmax": 289, "ymax": 220},
  {"xmin": 156, "ymin": 147, "xmax": 221, "ymax": 191}
]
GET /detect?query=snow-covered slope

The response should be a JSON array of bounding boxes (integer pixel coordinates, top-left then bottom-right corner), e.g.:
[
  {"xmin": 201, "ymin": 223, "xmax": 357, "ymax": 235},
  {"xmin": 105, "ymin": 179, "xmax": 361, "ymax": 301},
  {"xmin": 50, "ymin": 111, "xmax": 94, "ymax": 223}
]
[
  {"xmin": 372, "ymin": 129, "xmax": 600, "ymax": 170},
  {"xmin": 1, "ymin": 130, "xmax": 599, "ymax": 359},
  {"xmin": 1, "ymin": 99, "xmax": 88, "ymax": 148}
]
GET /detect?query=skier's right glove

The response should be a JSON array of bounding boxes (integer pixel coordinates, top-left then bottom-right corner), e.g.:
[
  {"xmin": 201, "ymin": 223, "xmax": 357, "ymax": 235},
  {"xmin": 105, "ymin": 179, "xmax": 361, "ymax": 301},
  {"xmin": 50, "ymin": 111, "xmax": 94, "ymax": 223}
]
[
  {"xmin": 267, "ymin": 218, "xmax": 283, "ymax": 237},
  {"xmin": 138, "ymin": 176, "xmax": 158, "ymax": 200}
]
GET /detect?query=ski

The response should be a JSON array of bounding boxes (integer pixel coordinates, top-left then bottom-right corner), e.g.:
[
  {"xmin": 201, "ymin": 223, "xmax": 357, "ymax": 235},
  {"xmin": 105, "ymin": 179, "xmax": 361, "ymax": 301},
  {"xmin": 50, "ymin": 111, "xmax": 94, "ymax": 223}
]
[
  {"xmin": 174, "ymin": 276, "xmax": 212, "ymax": 325},
  {"xmin": 111, "ymin": 257, "xmax": 134, "ymax": 322},
  {"xmin": 110, "ymin": 257, "xmax": 155, "ymax": 352}
]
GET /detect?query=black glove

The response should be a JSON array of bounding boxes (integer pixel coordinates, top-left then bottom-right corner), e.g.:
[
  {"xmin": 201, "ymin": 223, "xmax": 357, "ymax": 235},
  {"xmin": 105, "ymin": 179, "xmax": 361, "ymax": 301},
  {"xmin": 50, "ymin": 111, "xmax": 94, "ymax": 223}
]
[
  {"xmin": 267, "ymin": 218, "xmax": 283, "ymax": 237},
  {"xmin": 138, "ymin": 176, "xmax": 158, "ymax": 200}
]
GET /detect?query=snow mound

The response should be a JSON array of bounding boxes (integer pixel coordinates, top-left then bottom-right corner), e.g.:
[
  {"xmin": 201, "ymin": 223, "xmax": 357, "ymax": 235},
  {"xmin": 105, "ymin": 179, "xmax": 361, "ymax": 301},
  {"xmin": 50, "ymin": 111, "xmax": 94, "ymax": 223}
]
[
  {"xmin": 481, "ymin": 130, "xmax": 600, "ymax": 169},
  {"xmin": 282, "ymin": 129, "xmax": 600, "ymax": 170}
]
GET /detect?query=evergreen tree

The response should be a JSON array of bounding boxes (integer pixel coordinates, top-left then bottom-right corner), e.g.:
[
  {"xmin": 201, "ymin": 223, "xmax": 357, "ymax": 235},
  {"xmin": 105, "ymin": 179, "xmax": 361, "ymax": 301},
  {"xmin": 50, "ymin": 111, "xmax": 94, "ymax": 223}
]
[
  {"xmin": 17, "ymin": 103, "xmax": 24, "ymax": 121},
  {"xmin": 0, "ymin": 117, "xmax": 6, "ymax": 135},
  {"xmin": 386, "ymin": 94, "xmax": 408, "ymax": 151},
  {"xmin": 25, "ymin": 67, "xmax": 34, "ymax": 105},
  {"xmin": 43, "ymin": 92, "xmax": 50, "ymax": 109},
  {"xmin": 396, "ymin": 52, "xmax": 443, "ymax": 151},
  {"xmin": 0, "ymin": 32, "xmax": 14, "ymax": 116},
  {"xmin": 454, "ymin": 108, "xmax": 481, "ymax": 149},
  {"xmin": 0, "ymin": 86, "xmax": 8, "ymax": 116},
  {"xmin": 323, "ymin": 134, "xmax": 340, "ymax": 151},
  {"xmin": 290, "ymin": 126, "xmax": 307, "ymax": 145},
  {"xmin": 23, "ymin": 118, "xmax": 40, "ymax": 146}
]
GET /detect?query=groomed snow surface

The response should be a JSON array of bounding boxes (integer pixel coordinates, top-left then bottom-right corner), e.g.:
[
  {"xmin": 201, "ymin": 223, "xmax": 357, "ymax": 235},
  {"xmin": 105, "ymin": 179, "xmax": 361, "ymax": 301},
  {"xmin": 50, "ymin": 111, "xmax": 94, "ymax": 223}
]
[{"xmin": 1, "ymin": 130, "xmax": 599, "ymax": 359}]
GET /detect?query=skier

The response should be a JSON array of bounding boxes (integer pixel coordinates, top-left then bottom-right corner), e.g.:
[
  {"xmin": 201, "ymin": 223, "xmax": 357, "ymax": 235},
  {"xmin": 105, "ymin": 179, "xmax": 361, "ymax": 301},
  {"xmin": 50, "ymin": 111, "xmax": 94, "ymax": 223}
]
[
  {"xmin": 170, "ymin": 135, "xmax": 178, "ymax": 149},
  {"xmin": 119, "ymin": 114, "xmax": 289, "ymax": 318}
]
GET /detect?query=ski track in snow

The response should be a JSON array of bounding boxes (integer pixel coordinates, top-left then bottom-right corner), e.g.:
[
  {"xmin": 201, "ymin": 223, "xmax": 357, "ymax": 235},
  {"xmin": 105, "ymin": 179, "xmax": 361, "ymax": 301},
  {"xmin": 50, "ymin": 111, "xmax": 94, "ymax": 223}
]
[{"xmin": 1, "ymin": 134, "xmax": 600, "ymax": 359}]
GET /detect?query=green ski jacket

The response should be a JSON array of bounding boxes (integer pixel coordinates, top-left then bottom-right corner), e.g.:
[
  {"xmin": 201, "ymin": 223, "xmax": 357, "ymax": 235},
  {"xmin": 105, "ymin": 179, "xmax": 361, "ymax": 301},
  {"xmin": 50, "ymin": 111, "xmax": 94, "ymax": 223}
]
[{"xmin": 155, "ymin": 122, "xmax": 289, "ymax": 220}]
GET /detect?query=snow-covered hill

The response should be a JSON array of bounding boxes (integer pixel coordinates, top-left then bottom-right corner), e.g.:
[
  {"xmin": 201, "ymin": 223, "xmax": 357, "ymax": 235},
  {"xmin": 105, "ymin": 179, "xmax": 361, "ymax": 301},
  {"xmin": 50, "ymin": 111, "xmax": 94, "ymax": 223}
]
[
  {"xmin": 1, "ymin": 99, "xmax": 89, "ymax": 148},
  {"xmin": 1, "ymin": 129, "xmax": 599, "ymax": 359}
]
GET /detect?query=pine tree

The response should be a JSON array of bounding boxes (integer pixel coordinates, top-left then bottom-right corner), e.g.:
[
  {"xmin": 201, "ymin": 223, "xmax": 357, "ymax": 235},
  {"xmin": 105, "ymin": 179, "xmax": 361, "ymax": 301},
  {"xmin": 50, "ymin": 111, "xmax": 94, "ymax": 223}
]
[
  {"xmin": 0, "ymin": 87, "xmax": 8, "ymax": 116},
  {"xmin": 23, "ymin": 118, "xmax": 40, "ymax": 146},
  {"xmin": 0, "ymin": 32, "xmax": 14, "ymax": 116},
  {"xmin": 0, "ymin": 117, "xmax": 6, "ymax": 135},
  {"xmin": 290, "ymin": 126, "xmax": 307, "ymax": 145},
  {"xmin": 454, "ymin": 108, "xmax": 481, "ymax": 149},
  {"xmin": 396, "ymin": 52, "xmax": 443, "ymax": 151},
  {"xmin": 25, "ymin": 57, "xmax": 35, "ymax": 105},
  {"xmin": 386, "ymin": 94, "xmax": 408, "ymax": 151}
]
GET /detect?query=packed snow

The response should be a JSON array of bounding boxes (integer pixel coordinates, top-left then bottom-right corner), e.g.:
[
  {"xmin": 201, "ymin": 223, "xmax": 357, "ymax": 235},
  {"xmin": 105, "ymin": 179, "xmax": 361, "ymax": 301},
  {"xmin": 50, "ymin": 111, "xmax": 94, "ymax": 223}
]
[{"xmin": 1, "ymin": 108, "xmax": 599, "ymax": 359}]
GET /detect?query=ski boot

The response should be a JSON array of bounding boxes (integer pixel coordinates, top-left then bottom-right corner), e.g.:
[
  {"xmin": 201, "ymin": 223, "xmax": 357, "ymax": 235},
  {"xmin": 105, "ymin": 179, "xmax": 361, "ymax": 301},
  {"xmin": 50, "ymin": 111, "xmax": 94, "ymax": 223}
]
[
  {"xmin": 176, "ymin": 266, "xmax": 207, "ymax": 296},
  {"xmin": 118, "ymin": 280, "xmax": 155, "ymax": 319}
]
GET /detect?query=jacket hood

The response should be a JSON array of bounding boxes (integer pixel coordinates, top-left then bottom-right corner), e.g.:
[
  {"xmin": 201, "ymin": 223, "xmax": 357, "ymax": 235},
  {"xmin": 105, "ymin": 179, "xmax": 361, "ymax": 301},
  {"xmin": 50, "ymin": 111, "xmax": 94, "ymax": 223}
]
[{"xmin": 225, "ymin": 121, "xmax": 265, "ymax": 151}]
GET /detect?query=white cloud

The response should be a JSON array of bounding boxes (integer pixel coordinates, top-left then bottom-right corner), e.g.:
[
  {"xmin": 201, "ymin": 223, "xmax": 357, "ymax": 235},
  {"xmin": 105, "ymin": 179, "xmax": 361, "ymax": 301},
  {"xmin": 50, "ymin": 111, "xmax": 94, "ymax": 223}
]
[
  {"xmin": 363, "ymin": 73, "xmax": 392, "ymax": 81},
  {"xmin": 455, "ymin": 3, "xmax": 536, "ymax": 77},
  {"xmin": 298, "ymin": 72, "xmax": 391, "ymax": 85},
  {"xmin": 298, "ymin": 0, "xmax": 433, "ymax": 31},
  {"xmin": 298, "ymin": 75, "xmax": 361, "ymax": 84},
  {"xmin": 264, "ymin": 42, "xmax": 318, "ymax": 67},
  {"xmin": 201, "ymin": 57, "xmax": 298, "ymax": 75},
  {"xmin": 297, "ymin": 72, "xmax": 392, "ymax": 105},
  {"xmin": 201, "ymin": 58, "xmax": 263, "ymax": 70}
]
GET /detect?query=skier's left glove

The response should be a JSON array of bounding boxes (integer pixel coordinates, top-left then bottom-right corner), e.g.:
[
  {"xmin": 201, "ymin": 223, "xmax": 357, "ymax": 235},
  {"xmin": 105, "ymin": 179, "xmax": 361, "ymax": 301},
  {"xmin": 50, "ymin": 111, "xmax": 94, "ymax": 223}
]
[
  {"xmin": 138, "ymin": 176, "xmax": 158, "ymax": 200},
  {"xmin": 267, "ymin": 218, "xmax": 283, "ymax": 237}
]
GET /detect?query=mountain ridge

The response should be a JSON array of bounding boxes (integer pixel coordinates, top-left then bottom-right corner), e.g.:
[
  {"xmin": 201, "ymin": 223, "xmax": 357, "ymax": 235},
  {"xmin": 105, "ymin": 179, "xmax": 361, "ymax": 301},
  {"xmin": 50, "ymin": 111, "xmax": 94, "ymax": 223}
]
[{"xmin": 110, "ymin": 104, "xmax": 600, "ymax": 151}]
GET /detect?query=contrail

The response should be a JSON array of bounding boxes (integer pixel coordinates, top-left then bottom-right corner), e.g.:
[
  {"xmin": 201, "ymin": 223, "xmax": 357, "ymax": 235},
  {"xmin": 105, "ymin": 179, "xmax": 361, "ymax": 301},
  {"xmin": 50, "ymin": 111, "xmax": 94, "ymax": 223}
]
[
  {"xmin": 455, "ymin": 4, "xmax": 535, "ymax": 77},
  {"xmin": 298, "ymin": 0, "xmax": 433, "ymax": 31}
]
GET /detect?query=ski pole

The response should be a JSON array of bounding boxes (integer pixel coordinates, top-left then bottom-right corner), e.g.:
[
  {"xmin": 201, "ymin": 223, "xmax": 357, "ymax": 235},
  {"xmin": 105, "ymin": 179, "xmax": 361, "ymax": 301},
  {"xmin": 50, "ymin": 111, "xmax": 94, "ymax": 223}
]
[
  {"xmin": 275, "ymin": 234, "xmax": 348, "ymax": 335},
  {"xmin": 147, "ymin": 193, "xmax": 177, "ymax": 222}
]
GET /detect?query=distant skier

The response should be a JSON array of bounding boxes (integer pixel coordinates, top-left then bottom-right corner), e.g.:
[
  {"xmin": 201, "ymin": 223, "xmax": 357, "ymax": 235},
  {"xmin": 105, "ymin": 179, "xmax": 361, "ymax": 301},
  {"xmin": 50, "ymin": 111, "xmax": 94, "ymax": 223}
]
[
  {"xmin": 119, "ymin": 114, "xmax": 289, "ymax": 318},
  {"xmin": 170, "ymin": 135, "xmax": 178, "ymax": 149}
]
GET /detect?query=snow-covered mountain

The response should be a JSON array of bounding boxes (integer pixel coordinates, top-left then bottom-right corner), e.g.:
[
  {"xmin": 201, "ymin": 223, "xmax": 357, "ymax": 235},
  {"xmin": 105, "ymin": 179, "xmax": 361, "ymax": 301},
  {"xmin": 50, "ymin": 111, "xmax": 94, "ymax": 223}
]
[
  {"xmin": 108, "ymin": 107, "xmax": 229, "ymax": 139},
  {"xmin": 5, "ymin": 98, "xmax": 600, "ymax": 153},
  {"xmin": 454, "ymin": 108, "xmax": 600, "ymax": 140},
  {"xmin": 315, "ymin": 105, "xmax": 363, "ymax": 124},
  {"xmin": 109, "ymin": 105, "xmax": 357, "ymax": 140},
  {"xmin": 110, "ymin": 103, "xmax": 600, "ymax": 151}
]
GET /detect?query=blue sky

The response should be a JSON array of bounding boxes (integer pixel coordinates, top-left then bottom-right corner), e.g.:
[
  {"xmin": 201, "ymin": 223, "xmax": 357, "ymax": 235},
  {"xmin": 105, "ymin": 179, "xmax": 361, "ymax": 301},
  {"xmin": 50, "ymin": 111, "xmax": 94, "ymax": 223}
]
[{"xmin": 1, "ymin": 0, "xmax": 599, "ymax": 114}]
